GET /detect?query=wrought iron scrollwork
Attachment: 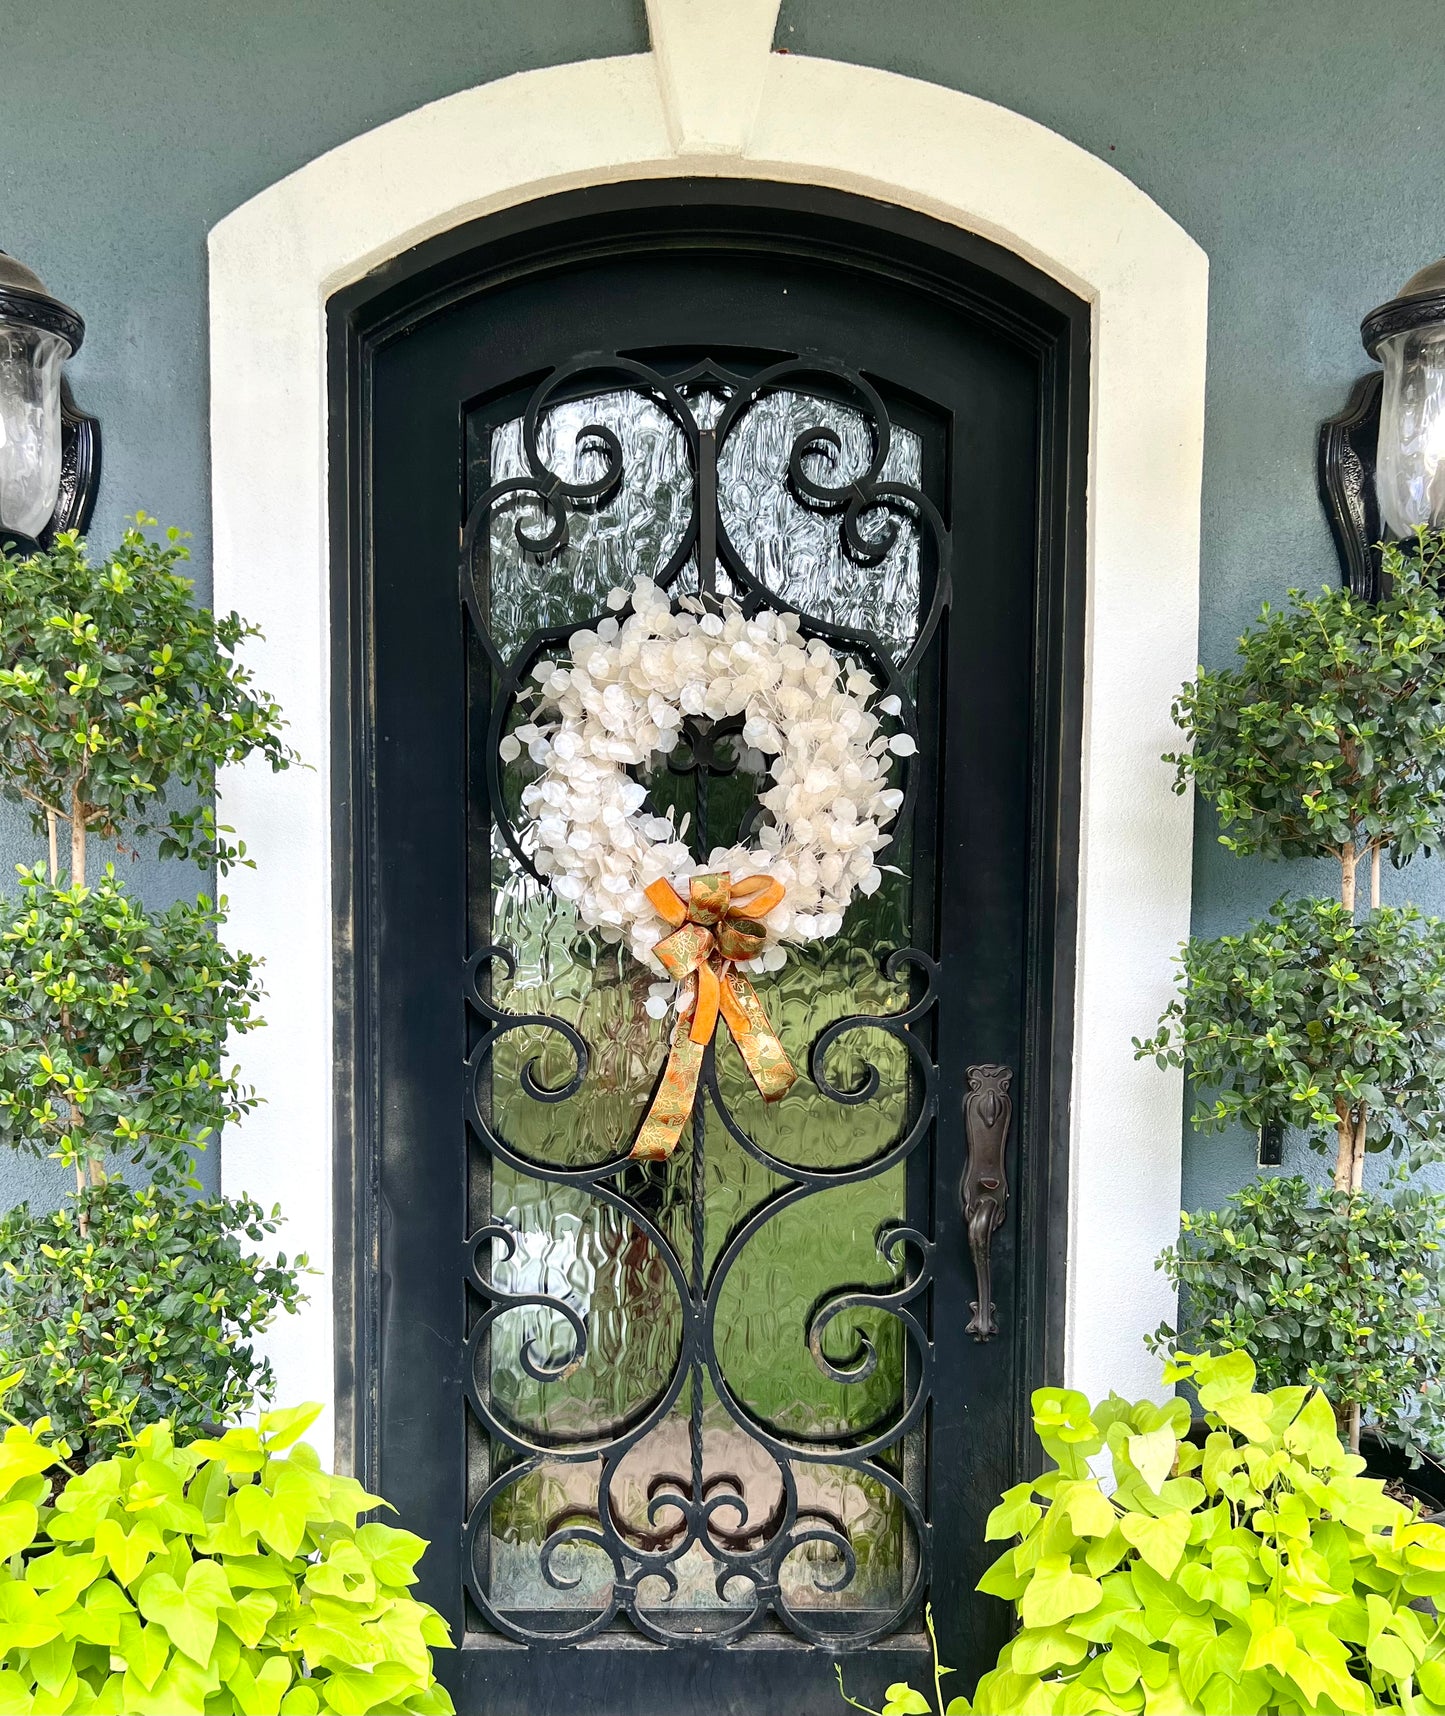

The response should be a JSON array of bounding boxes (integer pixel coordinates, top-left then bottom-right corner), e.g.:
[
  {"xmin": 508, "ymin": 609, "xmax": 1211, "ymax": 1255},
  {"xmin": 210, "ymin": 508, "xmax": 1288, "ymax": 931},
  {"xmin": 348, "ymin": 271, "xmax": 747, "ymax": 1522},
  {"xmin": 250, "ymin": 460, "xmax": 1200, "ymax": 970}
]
[
  {"xmin": 459, "ymin": 350, "xmax": 948, "ymax": 1647},
  {"xmin": 461, "ymin": 351, "xmax": 950, "ymax": 884},
  {"xmin": 961, "ymin": 1064, "xmax": 1013, "ymax": 1342}
]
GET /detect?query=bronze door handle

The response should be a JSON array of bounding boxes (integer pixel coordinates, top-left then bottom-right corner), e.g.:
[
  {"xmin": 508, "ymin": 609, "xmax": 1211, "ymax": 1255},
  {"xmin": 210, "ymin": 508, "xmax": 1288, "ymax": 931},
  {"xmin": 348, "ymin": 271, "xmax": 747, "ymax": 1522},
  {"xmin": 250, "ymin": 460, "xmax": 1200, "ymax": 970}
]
[{"xmin": 962, "ymin": 1063, "xmax": 1013, "ymax": 1341}]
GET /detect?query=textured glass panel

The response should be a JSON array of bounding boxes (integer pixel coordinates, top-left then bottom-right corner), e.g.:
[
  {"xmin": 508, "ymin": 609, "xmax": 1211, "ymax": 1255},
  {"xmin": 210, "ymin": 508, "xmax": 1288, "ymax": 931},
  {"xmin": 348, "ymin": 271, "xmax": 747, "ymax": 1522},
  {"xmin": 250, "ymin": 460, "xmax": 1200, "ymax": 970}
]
[
  {"xmin": 483, "ymin": 393, "xmax": 692, "ymax": 652},
  {"xmin": 717, "ymin": 392, "xmax": 922, "ymax": 662},
  {"xmin": 468, "ymin": 373, "xmax": 930, "ymax": 1632},
  {"xmin": 488, "ymin": 1394, "xmax": 906, "ymax": 1613}
]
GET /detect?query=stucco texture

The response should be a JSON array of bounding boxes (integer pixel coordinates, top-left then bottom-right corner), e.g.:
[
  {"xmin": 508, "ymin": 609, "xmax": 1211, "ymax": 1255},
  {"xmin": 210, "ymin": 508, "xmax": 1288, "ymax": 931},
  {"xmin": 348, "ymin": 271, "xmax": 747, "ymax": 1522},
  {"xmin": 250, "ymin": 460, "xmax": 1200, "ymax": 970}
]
[{"xmin": 0, "ymin": 0, "xmax": 1440, "ymax": 1211}]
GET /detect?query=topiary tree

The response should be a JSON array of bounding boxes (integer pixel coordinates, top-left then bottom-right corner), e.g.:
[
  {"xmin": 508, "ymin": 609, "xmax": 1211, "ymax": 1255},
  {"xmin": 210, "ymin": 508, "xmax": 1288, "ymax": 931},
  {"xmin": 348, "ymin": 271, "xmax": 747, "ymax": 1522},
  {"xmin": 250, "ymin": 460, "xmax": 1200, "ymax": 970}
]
[
  {"xmin": 1140, "ymin": 529, "xmax": 1445, "ymax": 1454},
  {"xmin": 1143, "ymin": 896, "xmax": 1445, "ymax": 1185},
  {"xmin": 0, "ymin": 518, "xmax": 302, "ymax": 1465},
  {"xmin": 0, "ymin": 1179, "xmax": 303, "ymax": 1456},
  {"xmin": 0, "ymin": 519, "xmax": 289, "ymax": 881},
  {"xmin": 1158, "ymin": 1172, "xmax": 1445, "ymax": 1463}
]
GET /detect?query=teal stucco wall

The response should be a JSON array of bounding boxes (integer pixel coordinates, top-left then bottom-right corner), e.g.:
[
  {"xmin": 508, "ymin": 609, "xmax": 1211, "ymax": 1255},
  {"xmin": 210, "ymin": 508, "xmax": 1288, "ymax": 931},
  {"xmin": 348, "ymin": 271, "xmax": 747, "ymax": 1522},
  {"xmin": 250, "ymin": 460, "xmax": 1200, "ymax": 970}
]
[
  {"xmin": 777, "ymin": 0, "xmax": 1445, "ymax": 1209},
  {"xmin": 1, "ymin": 0, "xmax": 1441, "ymax": 1214}
]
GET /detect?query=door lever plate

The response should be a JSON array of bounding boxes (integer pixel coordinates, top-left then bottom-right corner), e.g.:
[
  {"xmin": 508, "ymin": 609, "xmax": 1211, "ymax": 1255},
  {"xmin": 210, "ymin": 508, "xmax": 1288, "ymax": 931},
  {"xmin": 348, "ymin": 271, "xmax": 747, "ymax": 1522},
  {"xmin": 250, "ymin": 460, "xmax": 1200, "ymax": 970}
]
[{"xmin": 962, "ymin": 1063, "xmax": 1013, "ymax": 1341}]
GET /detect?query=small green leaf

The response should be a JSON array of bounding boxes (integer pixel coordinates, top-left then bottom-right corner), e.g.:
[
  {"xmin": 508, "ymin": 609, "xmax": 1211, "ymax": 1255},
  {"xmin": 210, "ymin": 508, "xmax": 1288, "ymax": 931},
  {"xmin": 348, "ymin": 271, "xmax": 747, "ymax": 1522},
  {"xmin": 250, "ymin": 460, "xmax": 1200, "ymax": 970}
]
[{"xmin": 881, "ymin": 1686, "xmax": 932, "ymax": 1716}]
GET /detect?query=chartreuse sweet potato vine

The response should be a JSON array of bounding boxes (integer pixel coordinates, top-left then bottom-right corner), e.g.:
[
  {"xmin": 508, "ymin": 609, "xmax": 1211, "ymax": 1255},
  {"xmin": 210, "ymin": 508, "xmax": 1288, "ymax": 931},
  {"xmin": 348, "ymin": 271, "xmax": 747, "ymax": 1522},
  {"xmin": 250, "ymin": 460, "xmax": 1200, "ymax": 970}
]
[
  {"xmin": 0, "ymin": 1391, "xmax": 452, "ymax": 1714},
  {"xmin": 840, "ymin": 1351, "xmax": 1445, "ymax": 1714}
]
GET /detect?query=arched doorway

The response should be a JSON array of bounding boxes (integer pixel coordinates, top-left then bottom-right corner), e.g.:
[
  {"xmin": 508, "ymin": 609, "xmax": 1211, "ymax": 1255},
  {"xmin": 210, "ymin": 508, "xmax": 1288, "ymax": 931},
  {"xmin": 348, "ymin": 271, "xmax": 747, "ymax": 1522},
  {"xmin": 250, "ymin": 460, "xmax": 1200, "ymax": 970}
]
[{"xmin": 329, "ymin": 180, "xmax": 1086, "ymax": 1712}]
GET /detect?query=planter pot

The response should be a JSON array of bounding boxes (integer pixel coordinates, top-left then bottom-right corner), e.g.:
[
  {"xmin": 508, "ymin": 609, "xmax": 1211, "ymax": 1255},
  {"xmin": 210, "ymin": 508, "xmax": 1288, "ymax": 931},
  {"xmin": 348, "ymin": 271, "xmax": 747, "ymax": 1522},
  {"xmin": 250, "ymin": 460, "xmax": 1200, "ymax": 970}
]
[{"xmin": 1359, "ymin": 1429, "xmax": 1445, "ymax": 1520}]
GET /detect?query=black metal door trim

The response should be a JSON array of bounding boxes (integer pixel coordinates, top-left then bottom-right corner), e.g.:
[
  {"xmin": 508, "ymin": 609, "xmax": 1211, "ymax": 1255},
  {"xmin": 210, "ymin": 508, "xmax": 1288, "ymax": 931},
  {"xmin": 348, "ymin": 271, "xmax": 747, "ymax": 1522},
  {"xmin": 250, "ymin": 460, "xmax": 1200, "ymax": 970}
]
[{"xmin": 327, "ymin": 178, "xmax": 1088, "ymax": 1709}]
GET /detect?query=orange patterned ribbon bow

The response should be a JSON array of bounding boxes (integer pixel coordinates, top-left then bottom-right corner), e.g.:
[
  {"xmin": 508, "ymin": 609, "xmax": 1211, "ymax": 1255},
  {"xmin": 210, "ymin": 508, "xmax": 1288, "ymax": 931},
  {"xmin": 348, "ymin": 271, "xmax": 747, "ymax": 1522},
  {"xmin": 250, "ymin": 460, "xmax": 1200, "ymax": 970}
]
[{"xmin": 631, "ymin": 873, "xmax": 797, "ymax": 1161}]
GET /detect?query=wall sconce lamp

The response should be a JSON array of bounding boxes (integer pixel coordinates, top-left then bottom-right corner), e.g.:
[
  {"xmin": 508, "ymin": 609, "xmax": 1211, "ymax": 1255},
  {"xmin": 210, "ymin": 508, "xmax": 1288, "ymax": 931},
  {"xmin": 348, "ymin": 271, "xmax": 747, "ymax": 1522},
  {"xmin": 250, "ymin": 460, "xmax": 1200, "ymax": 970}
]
[
  {"xmin": 1320, "ymin": 258, "xmax": 1445, "ymax": 599},
  {"xmin": 0, "ymin": 251, "xmax": 100, "ymax": 548}
]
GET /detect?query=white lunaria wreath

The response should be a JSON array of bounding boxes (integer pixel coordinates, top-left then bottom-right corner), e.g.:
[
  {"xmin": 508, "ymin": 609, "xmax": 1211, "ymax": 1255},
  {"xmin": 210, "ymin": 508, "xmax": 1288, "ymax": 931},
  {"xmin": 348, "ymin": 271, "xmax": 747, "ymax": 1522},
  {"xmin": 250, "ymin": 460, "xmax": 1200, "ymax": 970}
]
[{"xmin": 504, "ymin": 579, "xmax": 913, "ymax": 985}]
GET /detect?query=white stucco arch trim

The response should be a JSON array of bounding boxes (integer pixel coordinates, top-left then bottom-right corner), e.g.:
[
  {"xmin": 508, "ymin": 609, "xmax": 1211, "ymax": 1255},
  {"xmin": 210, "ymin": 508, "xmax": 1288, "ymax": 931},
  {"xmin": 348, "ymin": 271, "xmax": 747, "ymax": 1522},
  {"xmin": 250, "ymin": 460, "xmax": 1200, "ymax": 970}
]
[{"xmin": 210, "ymin": 0, "xmax": 1206, "ymax": 1460}]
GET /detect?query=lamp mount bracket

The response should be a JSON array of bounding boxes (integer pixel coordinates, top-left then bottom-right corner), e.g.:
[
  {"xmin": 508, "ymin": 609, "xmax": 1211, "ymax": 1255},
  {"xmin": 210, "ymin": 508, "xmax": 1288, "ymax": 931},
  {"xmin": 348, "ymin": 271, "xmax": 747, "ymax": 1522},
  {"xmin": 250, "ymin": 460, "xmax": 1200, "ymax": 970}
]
[
  {"xmin": 50, "ymin": 377, "xmax": 101, "ymax": 545},
  {"xmin": 1317, "ymin": 370, "xmax": 1383, "ymax": 599}
]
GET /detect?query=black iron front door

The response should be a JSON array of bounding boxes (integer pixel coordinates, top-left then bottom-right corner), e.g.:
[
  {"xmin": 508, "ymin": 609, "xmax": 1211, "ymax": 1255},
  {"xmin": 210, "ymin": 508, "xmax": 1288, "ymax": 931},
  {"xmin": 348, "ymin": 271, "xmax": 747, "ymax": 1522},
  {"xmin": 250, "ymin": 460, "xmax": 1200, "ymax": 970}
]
[{"xmin": 333, "ymin": 182, "xmax": 1086, "ymax": 1716}]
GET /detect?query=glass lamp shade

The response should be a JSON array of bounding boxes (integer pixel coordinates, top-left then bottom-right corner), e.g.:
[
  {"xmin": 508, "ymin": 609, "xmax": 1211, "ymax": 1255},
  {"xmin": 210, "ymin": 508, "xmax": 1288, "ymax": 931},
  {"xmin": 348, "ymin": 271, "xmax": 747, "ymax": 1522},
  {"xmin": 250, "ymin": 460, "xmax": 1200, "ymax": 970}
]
[
  {"xmin": 1364, "ymin": 258, "xmax": 1445, "ymax": 538},
  {"xmin": 0, "ymin": 253, "xmax": 85, "ymax": 541},
  {"xmin": 0, "ymin": 325, "xmax": 66, "ymax": 537}
]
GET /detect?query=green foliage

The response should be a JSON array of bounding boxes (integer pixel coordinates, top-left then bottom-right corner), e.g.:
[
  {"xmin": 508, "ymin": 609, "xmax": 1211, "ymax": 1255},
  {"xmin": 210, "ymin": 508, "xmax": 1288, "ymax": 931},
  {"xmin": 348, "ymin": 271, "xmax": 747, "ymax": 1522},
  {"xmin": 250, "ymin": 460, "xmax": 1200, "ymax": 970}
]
[
  {"xmin": 0, "ymin": 518, "xmax": 293, "ymax": 875},
  {"xmin": 0, "ymin": 1181, "xmax": 305, "ymax": 1471},
  {"xmin": 0, "ymin": 869, "xmax": 264, "ymax": 1184},
  {"xmin": 0, "ymin": 1397, "xmax": 452, "ymax": 1714},
  {"xmin": 0, "ymin": 521, "xmax": 303, "ymax": 1469},
  {"xmin": 1142, "ymin": 526, "xmax": 1445, "ymax": 1440},
  {"xmin": 1155, "ymin": 1173, "xmax": 1445, "ymax": 1461},
  {"xmin": 961, "ymin": 1350, "xmax": 1445, "ymax": 1715},
  {"xmin": 1137, "ymin": 895, "xmax": 1445, "ymax": 1162},
  {"xmin": 1168, "ymin": 531, "xmax": 1445, "ymax": 864}
]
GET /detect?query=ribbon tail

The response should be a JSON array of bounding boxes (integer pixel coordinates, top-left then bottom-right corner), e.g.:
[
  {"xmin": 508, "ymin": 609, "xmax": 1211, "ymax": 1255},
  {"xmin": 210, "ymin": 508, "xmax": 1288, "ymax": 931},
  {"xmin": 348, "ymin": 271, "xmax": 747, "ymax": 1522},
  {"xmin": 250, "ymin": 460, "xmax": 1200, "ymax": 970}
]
[
  {"xmin": 718, "ymin": 968, "xmax": 797, "ymax": 1102},
  {"xmin": 631, "ymin": 1027, "xmax": 707, "ymax": 1161}
]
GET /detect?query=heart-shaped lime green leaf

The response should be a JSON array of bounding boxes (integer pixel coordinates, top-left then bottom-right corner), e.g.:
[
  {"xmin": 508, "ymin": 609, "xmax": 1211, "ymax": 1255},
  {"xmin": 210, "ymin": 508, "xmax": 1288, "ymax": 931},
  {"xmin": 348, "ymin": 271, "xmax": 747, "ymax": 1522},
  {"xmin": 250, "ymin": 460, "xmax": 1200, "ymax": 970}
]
[
  {"xmin": 0, "ymin": 1578, "xmax": 62, "ymax": 1650},
  {"xmin": 227, "ymin": 1653, "xmax": 293, "ymax": 1716},
  {"xmin": 1193, "ymin": 1350, "xmax": 1256, "ymax": 1409},
  {"xmin": 353, "ymin": 1523, "xmax": 428, "ymax": 1587},
  {"xmin": 1119, "ymin": 1510, "xmax": 1191, "ymax": 1578},
  {"xmin": 1009, "ymin": 1624, "xmax": 1088, "ymax": 1675},
  {"xmin": 0, "ymin": 1440, "xmax": 57, "ymax": 1503},
  {"xmin": 116, "ymin": 1612, "xmax": 170, "ymax": 1691},
  {"xmin": 1032, "ymin": 1389, "xmax": 1100, "ymax": 1450},
  {"xmin": 94, "ymin": 1517, "xmax": 162, "ymax": 1586},
  {"xmin": 1019, "ymin": 1554, "xmax": 1103, "ymax": 1628},
  {"xmin": 0, "ymin": 1500, "xmax": 37, "ymax": 1559},
  {"xmin": 1060, "ymin": 1481, "xmax": 1116, "ymax": 1538},
  {"xmin": 984, "ymin": 1483, "xmax": 1042, "ymax": 1543},
  {"xmin": 136, "ymin": 1571, "xmax": 217, "ymax": 1667},
  {"xmin": 1418, "ymin": 1658, "xmax": 1445, "ymax": 1702},
  {"xmin": 1127, "ymin": 1427, "xmax": 1178, "ymax": 1495},
  {"xmin": 881, "ymin": 1686, "xmax": 931, "ymax": 1716},
  {"xmin": 258, "ymin": 1404, "xmax": 323, "ymax": 1453},
  {"xmin": 313, "ymin": 1662, "xmax": 418, "ymax": 1714},
  {"xmin": 280, "ymin": 1681, "xmax": 322, "ymax": 1714}
]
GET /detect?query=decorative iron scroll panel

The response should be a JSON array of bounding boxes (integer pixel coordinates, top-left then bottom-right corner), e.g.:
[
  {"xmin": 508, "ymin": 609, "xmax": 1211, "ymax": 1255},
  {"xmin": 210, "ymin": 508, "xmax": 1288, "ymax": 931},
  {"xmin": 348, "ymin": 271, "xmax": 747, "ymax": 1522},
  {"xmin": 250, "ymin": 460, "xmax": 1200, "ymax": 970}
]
[{"xmin": 460, "ymin": 355, "xmax": 949, "ymax": 1648}]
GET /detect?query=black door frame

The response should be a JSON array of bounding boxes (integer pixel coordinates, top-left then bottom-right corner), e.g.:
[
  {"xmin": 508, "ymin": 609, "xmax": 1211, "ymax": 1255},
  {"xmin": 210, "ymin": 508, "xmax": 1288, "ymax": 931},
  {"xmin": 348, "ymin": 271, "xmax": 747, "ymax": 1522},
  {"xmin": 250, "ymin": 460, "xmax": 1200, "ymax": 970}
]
[{"xmin": 327, "ymin": 178, "xmax": 1089, "ymax": 1704}]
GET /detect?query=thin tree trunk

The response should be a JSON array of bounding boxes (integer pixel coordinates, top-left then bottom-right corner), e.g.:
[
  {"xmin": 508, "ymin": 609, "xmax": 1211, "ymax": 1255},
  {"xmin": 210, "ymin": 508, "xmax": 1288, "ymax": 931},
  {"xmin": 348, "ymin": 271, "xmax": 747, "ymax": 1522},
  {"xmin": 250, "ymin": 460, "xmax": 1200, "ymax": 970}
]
[
  {"xmin": 65, "ymin": 783, "xmax": 96, "ymax": 1219},
  {"xmin": 1350, "ymin": 1103, "xmax": 1368, "ymax": 1191},
  {"xmin": 1333, "ymin": 1100, "xmax": 1356, "ymax": 1191},
  {"xmin": 69, "ymin": 783, "xmax": 85, "ymax": 888},
  {"xmin": 1340, "ymin": 842, "xmax": 1358, "ymax": 916},
  {"xmin": 1338, "ymin": 839, "xmax": 1368, "ymax": 1452},
  {"xmin": 1371, "ymin": 842, "xmax": 1381, "ymax": 910},
  {"xmin": 46, "ymin": 809, "xmax": 57, "ymax": 881},
  {"xmin": 64, "ymin": 1039, "xmax": 87, "ymax": 1228}
]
